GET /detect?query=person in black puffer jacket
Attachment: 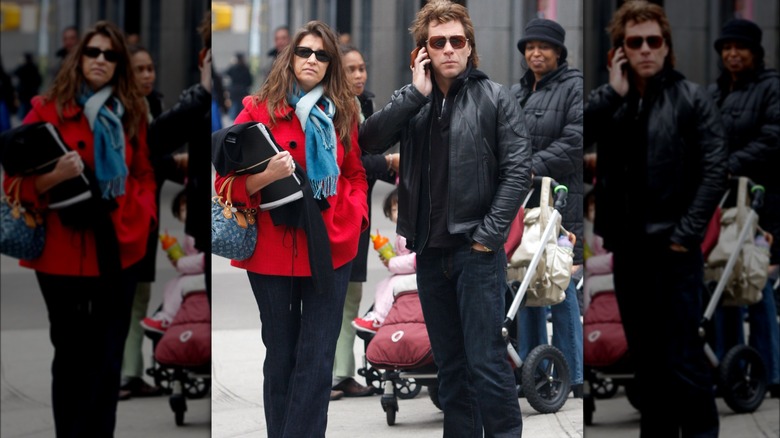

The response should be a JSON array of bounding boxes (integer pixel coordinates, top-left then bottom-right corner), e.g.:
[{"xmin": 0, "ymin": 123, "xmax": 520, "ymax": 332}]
[
  {"xmin": 707, "ymin": 18, "xmax": 780, "ymax": 398},
  {"xmin": 510, "ymin": 17, "xmax": 584, "ymax": 399},
  {"xmin": 585, "ymin": 2, "xmax": 727, "ymax": 436}
]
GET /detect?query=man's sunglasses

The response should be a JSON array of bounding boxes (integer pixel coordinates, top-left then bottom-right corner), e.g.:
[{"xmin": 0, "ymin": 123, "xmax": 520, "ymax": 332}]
[
  {"xmin": 294, "ymin": 46, "xmax": 331, "ymax": 62},
  {"xmin": 83, "ymin": 47, "xmax": 120, "ymax": 63},
  {"xmin": 624, "ymin": 35, "xmax": 664, "ymax": 50},
  {"xmin": 427, "ymin": 35, "xmax": 468, "ymax": 50}
]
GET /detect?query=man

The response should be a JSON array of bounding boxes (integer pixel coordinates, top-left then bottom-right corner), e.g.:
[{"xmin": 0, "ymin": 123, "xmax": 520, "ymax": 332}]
[
  {"xmin": 262, "ymin": 25, "xmax": 290, "ymax": 80},
  {"xmin": 585, "ymin": 1, "xmax": 727, "ymax": 436},
  {"xmin": 359, "ymin": 1, "xmax": 530, "ymax": 436},
  {"xmin": 224, "ymin": 52, "xmax": 253, "ymax": 119},
  {"xmin": 53, "ymin": 25, "xmax": 79, "ymax": 79}
]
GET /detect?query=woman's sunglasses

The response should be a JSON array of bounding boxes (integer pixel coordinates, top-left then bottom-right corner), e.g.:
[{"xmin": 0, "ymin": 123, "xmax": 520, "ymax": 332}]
[
  {"xmin": 427, "ymin": 35, "xmax": 468, "ymax": 50},
  {"xmin": 294, "ymin": 46, "xmax": 331, "ymax": 63},
  {"xmin": 83, "ymin": 47, "xmax": 120, "ymax": 63},
  {"xmin": 624, "ymin": 35, "xmax": 664, "ymax": 50}
]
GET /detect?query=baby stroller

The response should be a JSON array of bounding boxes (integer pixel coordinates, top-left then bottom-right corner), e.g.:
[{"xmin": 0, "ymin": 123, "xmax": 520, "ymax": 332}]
[
  {"xmin": 582, "ymin": 176, "xmax": 769, "ymax": 425},
  {"xmin": 361, "ymin": 275, "xmax": 440, "ymax": 426},
  {"xmin": 503, "ymin": 176, "xmax": 572, "ymax": 415},
  {"xmin": 144, "ymin": 285, "xmax": 211, "ymax": 426}
]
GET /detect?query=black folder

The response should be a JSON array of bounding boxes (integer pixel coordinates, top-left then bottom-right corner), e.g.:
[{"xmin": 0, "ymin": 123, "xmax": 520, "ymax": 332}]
[
  {"xmin": 213, "ymin": 122, "xmax": 303, "ymax": 211},
  {"xmin": 0, "ymin": 122, "xmax": 92, "ymax": 209}
]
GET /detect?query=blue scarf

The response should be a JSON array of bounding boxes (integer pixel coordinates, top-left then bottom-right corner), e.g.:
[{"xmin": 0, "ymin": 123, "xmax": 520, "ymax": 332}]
[
  {"xmin": 288, "ymin": 84, "xmax": 339, "ymax": 199},
  {"xmin": 78, "ymin": 86, "xmax": 127, "ymax": 199}
]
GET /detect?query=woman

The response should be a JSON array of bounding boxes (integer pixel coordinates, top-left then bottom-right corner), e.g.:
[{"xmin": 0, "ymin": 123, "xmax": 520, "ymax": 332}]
[
  {"xmin": 511, "ymin": 18, "xmax": 584, "ymax": 397},
  {"xmin": 708, "ymin": 18, "xmax": 780, "ymax": 397},
  {"xmin": 330, "ymin": 44, "xmax": 397, "ymax": 399},
  {"xmin": 2, "ymin": 21, "xmax": 156, "ymax": 437},
  {"xmin": 214, "ymin": 21, "xmax": 368, "ymax": 437},
  {"xmin": 118, "ymin": 44, "xmax": 179, "ymax": 400}
]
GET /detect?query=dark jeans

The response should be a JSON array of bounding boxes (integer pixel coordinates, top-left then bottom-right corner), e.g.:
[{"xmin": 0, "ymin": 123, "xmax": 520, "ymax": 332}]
[
  {"xmin": 416, "ymin": 245, "xmax": 523, "ymax": 438},
  {"xmin": 37, "ymin": 268, "xmax": 138, "ymax": 438},
  {"xmin": 613, "ymin": 239, "xmax": 718, "ymax": 438},
  {"xmin": 247, "ymin": 263, "xmax": 351, "ymax": 438}
]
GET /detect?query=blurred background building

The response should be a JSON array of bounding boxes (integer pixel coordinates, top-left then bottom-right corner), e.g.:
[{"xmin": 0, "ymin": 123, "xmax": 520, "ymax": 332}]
[
  {"xmin": 212, "ymin": 0, "xmax": 585, "ymax": 112},
  {"xmin": 0, "ymin": 0, "xmax": 209, "ymax": 115}
]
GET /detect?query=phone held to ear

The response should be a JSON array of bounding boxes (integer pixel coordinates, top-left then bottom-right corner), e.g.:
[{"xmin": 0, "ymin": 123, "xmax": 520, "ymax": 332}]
[
  {"xmin": 410, "ymin": 46, "xmax": 428, "ymax": 71},
  {"xmin": 607, "ymin": 46, "xmax": 628, "ymax": 71}
]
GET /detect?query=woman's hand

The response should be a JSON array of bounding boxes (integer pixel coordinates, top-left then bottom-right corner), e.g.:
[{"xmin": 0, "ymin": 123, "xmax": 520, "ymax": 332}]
[
  {"xmin": 411, "ymin": 47, "xmax": 432, "ymax": 97},
  {"xmin": 245, "ymin": 151, "xmax": 296, "ymax": 196},
  {"xmin": 34, "ymin": 151, "xmax": 84, "ymax": 195}
]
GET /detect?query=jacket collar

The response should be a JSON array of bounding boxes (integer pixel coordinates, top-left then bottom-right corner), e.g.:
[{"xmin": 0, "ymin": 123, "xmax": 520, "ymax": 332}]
[{"xmin": 520, "ymin": 62, "xmax": 569, "ymax": 91}]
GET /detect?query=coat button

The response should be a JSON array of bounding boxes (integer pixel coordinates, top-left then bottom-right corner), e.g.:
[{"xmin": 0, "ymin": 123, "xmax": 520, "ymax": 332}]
[
  {"xmin": 288, "ymin": 141, "xmax": 297, "ymax": 149},
  {"xmin": 77, "ymin": 141, "xmax": 86, "ymax": 149}
]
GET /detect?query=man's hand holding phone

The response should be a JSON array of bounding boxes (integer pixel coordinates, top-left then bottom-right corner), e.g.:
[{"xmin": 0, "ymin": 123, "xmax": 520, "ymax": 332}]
[
  {"xmin": 607, "ymin": 46, "xmax": 629, "ymax": 97},
  {"xmin": 410, "ymin": 46, "xmax": 432, "ymax": 97}
]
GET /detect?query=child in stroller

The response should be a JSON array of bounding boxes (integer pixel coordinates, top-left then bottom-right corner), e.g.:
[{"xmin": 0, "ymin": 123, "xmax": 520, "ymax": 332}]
[
  {"xmin": 141, "ymin": 189, "xmax": 205, "ymax": 334},
  {"xmin": 142, "ymin": 188, "xmax": 211, "ymax": 426},
  {"xmin": 352, "ymin": 188, "xmax": 417, "ymax": 335}
]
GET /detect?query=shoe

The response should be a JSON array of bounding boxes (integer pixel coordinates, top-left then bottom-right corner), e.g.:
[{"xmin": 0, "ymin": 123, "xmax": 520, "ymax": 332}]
[
  {"xmin": 332, "ymin": 377, "xmax": 374, "ymax": 397},
  {"xmin": 120, "ymin": 377, "xmax": 163, "ymax": 398},
  {"xmin": 352, "ymin": 317, "xmax": 380, "ymax": 334},
  {"xmin": 140, "ymin": 316, "xmax": 170, "ymax": 334},
  {"xmin": 118, "ymin": 388, "xmax": 132, "ymax": 401},
  {"xmin": 330, "ymin": 389, "xmax": 344, "ymax": 401},
  {"xmin": 571, "ymin": 383, "xmax": 584, "ymax": 399}
]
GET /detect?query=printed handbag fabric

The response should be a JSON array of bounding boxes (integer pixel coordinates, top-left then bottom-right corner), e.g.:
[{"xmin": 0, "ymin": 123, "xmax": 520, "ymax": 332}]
[
  {"xmin": 0, "ymin": 178, "xmax": 45, "ymax": 260},
  {"xmin": 211, "ymin": 176, "xmax": 257, "ymax": 261},
  {"xmin": 705, "ymin": 177, "xmax": 768, "ymax": 306},
  {"xmin": 508, "ymin": 177, "xmax": 571, "ymax": 307}
]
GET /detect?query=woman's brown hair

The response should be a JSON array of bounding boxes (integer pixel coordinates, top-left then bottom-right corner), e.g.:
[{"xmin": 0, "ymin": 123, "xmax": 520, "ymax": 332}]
[
  {"xmin": 45, "ymin": 20, "xmax": 145, "ymax": 141},
  {"xmin": 252, "ymin": 20, "xmax": 359, "ymax": 151}
]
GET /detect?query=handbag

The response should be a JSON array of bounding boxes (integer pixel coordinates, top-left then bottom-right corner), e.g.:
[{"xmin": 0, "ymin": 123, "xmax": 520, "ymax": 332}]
[
  {"xmin": 0, "ymin": 177, "xmax": 45, "ymax": 260},
  {"xmin": 211, "ymin": 176, "xmax": 257, "ymax": 261},
  {"xmin": 705, "ymin": 177, "xmax": 768, "ymax": 306},
  {"xmin": 507, "ymin": 176, "xmax": 572, "ymax": 307}
]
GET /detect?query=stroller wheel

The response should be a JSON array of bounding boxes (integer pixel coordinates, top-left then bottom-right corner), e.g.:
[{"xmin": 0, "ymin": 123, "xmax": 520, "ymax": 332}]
[
  {"xmin": 169, "ymin": 393, "xmax": 187, "ymax": 426},
  {"xmin": 719, "ymin": 344, "xmax": 767, "ymax": 413},
  {"xmin": 520, "ymin": 344, "xmax": 570, "ymax": 414},
  {"xmin": 358, "ymin": 366, "xmax": 383, "ymax": 394},
  {"xmin": 150, "ymin": 365, "xmax": 174, "ymax": 395},
  {"xmin": 184, "ymin": 376, "xmax": 211, "ymax": 399},
  {"xmin": 394, "ymin": 378, "xmax": 422, "ymax": 400},
  {"xmin": 583, "ymin": 393, "xmax": 595, "ymax": 426},
  {"xmin": 591, "ymin": 377, "xmax": 618, "ymax": 399}
]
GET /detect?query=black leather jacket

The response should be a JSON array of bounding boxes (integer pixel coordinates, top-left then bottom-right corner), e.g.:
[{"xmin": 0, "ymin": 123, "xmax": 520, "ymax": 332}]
[
  {"xmin": 585, "ymin": 68, "xmax": 728, "ymax": 251},
  {"xmin": 359, "ymin": 69, "xmax": 531, "ymax": 252}
]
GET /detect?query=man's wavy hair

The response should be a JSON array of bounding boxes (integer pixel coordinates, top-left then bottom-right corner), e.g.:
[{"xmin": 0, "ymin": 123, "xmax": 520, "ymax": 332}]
[
  {"xmin": 45, "ymin": 20, "xmax": 145, "ymax": 141},
  {"xmin": 409, "ymin": 0, "xmax": 479, "ymax": 68},
  {"xmin": 607, "ymin": 0, "xmax": 675, "ymax": 69},
  {"xmin": 252, "ymin": 20, "xmax": 359, "ymax": 151}
]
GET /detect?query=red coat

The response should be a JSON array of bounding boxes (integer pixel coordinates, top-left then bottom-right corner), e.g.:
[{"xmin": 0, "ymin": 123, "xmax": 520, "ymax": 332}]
[
  {"xmin": 3, "ymin": 96, "xmax": 157, "ymax": 276},
  {"xmin": 216, "ymin": 95, "xmax": 369, "ymax": 276}
]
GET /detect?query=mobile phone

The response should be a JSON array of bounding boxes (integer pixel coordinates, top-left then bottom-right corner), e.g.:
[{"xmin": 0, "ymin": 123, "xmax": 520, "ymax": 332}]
[
  {"xmin": 607, "ymin": 45, "xmax": 628, "ymax": 71},
  {"xmin": 410, "ymin": 46, "xmax": 428, "ymax": 70}
]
